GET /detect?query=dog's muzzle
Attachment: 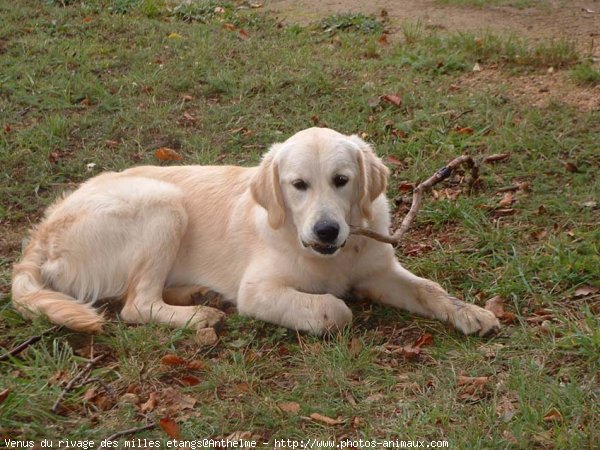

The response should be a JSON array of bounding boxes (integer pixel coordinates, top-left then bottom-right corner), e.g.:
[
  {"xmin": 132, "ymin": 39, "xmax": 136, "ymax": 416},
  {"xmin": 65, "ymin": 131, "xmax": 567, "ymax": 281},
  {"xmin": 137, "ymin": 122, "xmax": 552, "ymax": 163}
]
[{"xmin": 302, "ymin": 240, "xmax": 346, "ymax": 255}]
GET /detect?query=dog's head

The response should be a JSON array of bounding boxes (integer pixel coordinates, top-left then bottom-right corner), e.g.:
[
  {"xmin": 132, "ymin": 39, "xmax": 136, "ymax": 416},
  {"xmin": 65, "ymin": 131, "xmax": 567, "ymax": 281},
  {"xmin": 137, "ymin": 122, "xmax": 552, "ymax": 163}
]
[{"xmin": 251, "ymin": 127, "xmax": 388, "ymax": 257}]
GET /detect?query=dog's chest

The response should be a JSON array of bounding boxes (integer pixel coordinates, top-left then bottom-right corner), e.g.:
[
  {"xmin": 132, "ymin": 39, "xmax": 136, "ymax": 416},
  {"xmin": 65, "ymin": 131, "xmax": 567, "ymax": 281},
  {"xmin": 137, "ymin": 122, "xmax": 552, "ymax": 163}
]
[{"xmin": 293, "ymin": 251, "xmax": 360, "ymax": 297}]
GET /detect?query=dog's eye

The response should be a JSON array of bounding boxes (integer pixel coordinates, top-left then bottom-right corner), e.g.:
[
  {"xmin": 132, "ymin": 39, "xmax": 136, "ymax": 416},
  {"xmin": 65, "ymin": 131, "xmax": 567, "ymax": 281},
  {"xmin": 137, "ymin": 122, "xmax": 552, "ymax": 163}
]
[
  {"xmin": 333, "ymin": 175, "xmax": 349, "ymax": 188},
  {"xmin": 292, "ymin": 179, "xmax": 309, "ymax": 191}
]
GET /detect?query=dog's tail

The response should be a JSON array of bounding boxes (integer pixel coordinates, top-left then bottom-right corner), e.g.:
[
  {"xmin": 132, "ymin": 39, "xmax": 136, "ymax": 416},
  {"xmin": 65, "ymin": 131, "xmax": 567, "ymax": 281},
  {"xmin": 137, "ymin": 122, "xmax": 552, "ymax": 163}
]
[{"xmin": 11, "ymin": 234, "xmax": 104, "ymax": 333}]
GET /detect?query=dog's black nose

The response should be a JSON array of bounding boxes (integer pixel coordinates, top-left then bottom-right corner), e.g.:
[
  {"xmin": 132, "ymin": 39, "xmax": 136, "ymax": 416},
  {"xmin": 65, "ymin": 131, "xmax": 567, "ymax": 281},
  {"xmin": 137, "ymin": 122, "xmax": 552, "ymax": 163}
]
[{"xmin": 313, "ymin": 220, "xmax": 340, "ymax": 243}]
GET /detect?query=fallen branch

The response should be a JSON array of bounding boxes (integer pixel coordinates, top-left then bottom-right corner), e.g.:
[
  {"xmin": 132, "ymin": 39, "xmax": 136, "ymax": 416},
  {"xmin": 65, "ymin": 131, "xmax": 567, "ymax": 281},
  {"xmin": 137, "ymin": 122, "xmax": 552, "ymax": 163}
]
[
  {"xmin": 351, "ymin": 155, "xmax": 479, "ymax": 246},
  {"xmin": 0, "ymin": 326, "xmax": 59, "ymax": 362},
  {"xmin": 51, "ymin": 353, "xmax": 106, "ymax": 414},
  {"xmin": 105, "ymin": 422, "xmax": 157, "ymax": 441}
]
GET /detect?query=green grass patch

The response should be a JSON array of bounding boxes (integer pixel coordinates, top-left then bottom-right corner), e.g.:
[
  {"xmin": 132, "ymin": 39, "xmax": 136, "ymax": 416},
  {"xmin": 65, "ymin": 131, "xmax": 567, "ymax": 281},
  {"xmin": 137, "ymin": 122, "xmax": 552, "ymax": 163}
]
[{"xmin": 1, "ymin": 0, "xmax": 599, "ymax": 446}]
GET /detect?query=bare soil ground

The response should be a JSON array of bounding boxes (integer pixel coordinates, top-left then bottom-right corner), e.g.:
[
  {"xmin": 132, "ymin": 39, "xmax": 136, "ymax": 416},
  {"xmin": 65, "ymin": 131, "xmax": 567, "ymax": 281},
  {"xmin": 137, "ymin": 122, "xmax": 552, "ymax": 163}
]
[{"xmin": 264, "ymin": 0, "xmax": 600, "ymax": 111}]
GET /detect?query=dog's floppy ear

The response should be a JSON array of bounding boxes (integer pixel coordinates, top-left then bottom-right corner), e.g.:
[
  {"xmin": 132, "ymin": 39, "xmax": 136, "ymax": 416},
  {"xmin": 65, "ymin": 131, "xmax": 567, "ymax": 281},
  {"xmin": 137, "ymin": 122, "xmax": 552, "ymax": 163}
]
[
  {"xmin": 251, "ymin": 144, "xmax": 286, "ymax": 229},
  {"xmin": 351, "ymin": 135, "xmax": 389, "ymax": 221}
]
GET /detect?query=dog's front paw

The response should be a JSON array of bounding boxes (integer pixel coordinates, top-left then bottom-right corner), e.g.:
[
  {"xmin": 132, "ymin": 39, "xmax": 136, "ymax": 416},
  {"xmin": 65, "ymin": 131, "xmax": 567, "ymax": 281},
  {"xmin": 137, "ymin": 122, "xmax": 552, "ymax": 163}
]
[
  {"xmin": 295, "ymin": 295, "xmax": 352, "ymax": 335},
  {"xmin": 450, "ymin": 299, "xmax": 500, "ymax": 337}
]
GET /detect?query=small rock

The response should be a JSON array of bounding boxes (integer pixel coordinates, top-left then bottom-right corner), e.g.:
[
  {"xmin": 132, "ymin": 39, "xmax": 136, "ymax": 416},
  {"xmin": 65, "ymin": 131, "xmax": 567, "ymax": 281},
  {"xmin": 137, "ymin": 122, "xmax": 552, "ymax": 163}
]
[{"xmin": 196, "ymin": 327, "xmax": 219, "ymax": 347}]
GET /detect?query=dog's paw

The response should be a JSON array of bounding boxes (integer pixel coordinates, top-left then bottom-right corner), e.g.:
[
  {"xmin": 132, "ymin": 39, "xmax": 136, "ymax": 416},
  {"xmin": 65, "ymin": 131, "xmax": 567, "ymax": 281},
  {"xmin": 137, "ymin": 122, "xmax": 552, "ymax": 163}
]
[
  {"xmin": 191, "ymin": 306, "xmax": 226, "ymax": 330},
  {"xmin": 450, "ymin": 299, "xmax": 500, "ymax": 337},
  {"xmin": 298, "ymin": 295, "xmax": 353, "ymax": 335}
]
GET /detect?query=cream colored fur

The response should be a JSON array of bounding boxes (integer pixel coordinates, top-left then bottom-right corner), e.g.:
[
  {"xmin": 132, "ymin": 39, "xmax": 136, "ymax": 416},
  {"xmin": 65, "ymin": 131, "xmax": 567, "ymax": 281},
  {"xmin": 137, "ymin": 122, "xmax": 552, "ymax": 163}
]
[{"xmin": 12, "ymin": 127, "xmax": 500, "ymax": 336}]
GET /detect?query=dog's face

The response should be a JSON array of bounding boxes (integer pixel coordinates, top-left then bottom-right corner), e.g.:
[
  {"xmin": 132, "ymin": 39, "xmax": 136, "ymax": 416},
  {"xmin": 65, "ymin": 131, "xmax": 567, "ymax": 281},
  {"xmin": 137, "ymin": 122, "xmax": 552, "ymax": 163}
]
[{"xmin": 251, "ymin": 128, "xmax": 388, "ymax": 257}]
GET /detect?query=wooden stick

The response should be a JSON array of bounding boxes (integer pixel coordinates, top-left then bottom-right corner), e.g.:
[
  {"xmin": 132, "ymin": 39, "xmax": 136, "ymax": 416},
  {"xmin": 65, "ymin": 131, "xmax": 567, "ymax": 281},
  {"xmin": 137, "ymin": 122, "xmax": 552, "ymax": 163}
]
[
  {"xmin": 51, "ymin": 353, "xmax": 106, "ymax": 414},
  {"xmin": 0, "ymin": 326, "xmax": 59, "ymax": 362},
  {"xmin": 350, "ymin": 155, "xmax": 479, "ymax": 246},
  {"xmin": 105, "ymin": 422, "xmax": 157, "ymax": 441}
]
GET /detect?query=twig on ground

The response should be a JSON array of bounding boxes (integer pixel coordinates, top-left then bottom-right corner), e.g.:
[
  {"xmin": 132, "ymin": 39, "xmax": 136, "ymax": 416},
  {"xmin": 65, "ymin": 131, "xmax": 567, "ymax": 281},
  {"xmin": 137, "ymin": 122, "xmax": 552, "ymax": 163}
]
[
  {"xmin": 0, "ymin": 326, "xmax": 59, "ymax": 362},
  {"xmin": 51, "ymin": 353, "xmax": 106, "ymax": 414},
  {"xmin": 351, "ymin": 155, "xmax": 479, "ymax": 246},
  {"xmin": 105, "ymin": 422, "xmax": 157, "ymax": 441}
]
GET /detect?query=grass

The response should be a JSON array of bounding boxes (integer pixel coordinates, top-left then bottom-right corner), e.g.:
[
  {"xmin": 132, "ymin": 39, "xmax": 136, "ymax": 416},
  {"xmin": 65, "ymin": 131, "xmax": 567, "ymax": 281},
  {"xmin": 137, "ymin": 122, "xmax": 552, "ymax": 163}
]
[{"xmin": 1, "ymin": 0, "xmax": 599, "ymax": 447}]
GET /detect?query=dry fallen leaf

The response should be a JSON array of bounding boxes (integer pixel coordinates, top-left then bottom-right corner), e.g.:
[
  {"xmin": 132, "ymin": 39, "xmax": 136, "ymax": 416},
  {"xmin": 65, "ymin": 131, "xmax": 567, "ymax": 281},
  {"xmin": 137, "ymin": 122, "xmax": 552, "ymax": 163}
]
[
  {"xmin": 0, "ymin": 388, "xmax": 10, "ymax": 405},
  {"xmin": 543, "ymin": 408, "xmax": 563, "ymax": 423},
  {"xmin": 161, "ymin": 354, "xmax": 186, "ymax": 366},
  {"xmin": 472, "ymin": 62, "xmax": 482, "ymax": 72},
  {"xmin": 82, "ymin": 17, "xmax": 93, "ymax": 23},
  {"xmin": 485, "ymin": 295, "xmax": 506, "ymax": 318},
  {"xmin": 454, "ymin": 126, "xmax": 474, "ymax": 135},
  {"xmin": 383, "ymin": 155, "xmax": 403, "ymax": 166},
  {"xmin": 309, "ymin": 413, "xmax": 344, "ymax": 425},
  {"xmin": 484, "ymin": 295, "xmax": 516, "ymax": 323},
  {"xmin": 483, "ymin": 153, "xmax": 511, "ymax": 163},
  {"xmin": 563, "ymin": 161, "xmax": 579, "ymax": 173},
  {"xmin": 530, "ymin": 229, "xmax": 548, "ymax": 240},
  {"xmin": 140, "ymin": 392, "xmax": 158, "ymax": 413},
  {"xmin": 413, "ymin": 333, "xmax": 434, "ymax": 348},
  {"xmin": 223, "ymin": 23, "xmax": 236, "ymax": 31},
  {"xmin": 239, "ymin": 29, "xmax": 250, "ymax": 40},
  {"xmin": 159, "ymin": 417, "xmax": 180, "ymax": 439},
  {"xmin": 457, "ymin": 375, "xmax": 490, "ymax": 402},
  {"xmin": 348, "ymin": 337, "xmax": 362, "ymax": 357},
  {"xmin": 378, "ymin": 34, "xmax": 389, "ymax": 46},
  {"xmin": 277, "ymin": 401, "xmax": 300, "ymax": 414},
  {"xmin": 154, "ymin": 147, "xmax": 183, "ymax": 162},
  {"xmin": 180, "ymin": 375, "xmax": 200, "ymax": 387},
  {"xmin": 573, "ymin": 285, "xmax": 600, "ymax": 298},
  {"xmin": 498, "ymin": 192, "xmax": 515, "ymax": 207},
  {"xmin": 381, "ymin": 94, "xmax": 402, "ymax": 107}
]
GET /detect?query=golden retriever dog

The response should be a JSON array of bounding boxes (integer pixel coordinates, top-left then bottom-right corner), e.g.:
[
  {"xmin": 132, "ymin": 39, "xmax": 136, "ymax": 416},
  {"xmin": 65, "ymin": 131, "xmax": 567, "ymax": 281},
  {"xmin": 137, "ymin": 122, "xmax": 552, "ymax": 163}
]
[{"xmin": 12, "ymin": 127, "xmax": 500, "ymax": 336}]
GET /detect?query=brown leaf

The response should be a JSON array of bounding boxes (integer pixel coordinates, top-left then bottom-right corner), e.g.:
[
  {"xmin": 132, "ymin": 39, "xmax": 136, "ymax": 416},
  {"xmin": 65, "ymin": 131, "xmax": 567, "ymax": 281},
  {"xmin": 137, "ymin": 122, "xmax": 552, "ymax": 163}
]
[
  {"xmin": 82, "ymin": 17, "xmax": 93, "ymax": 23},
  {"xmin": 161, "ymin": 354, "xmax": 186, "ymax": 366},
  {"xmin": 454, "ymin": 126, "xmax": 474, "ymax": 135},
  {"xmin": 223, "ymin": 23, "xmax": 236, "ymax": 31},
  {"xmin": 381, "ymin": 94, "xmax": 402, "ymax": 107},
  {"xmin": 543, "ymin": 408, "xmax": 563, "ymax": 423},
  {"xmin": 483, "ymin": 153, "xmax": 510, "ymax": 163},
  {"xmin": 186, "ymin": 359, "xmax": 208, "ymax": 371},
  {"xmin": 382, "ymin": 155, "xmax": 403, "ymax": 166},
  {"xmin": 485, "ymin": 295, "xmax": 506, "ymax": 319},
  {"xmin": 238, "ymin": 29, "xmax": 250, "ymax": 40},
  {"xmin": 154, "ymin": 147, "xmax": 183, "ymax": 162},
  {"xmin": 400, "ymin": 345, "xmax": 421, "ymax": 360},
  {"xmin": 457, "ymin": 375, "xmax": 489, "ymax": 387},
  {"xmin": 0, "ymin": 388, "xmax": 10, "ymax": 405},
  {"xmin": 413, "ymin": 333, "xmax": 434, "ymax": 349},
  {"xmin": 180, "ymin": 375, "xmax": 200, "ymax": 387},
  {"xmin": 530, "ymin": 229, "xmax": 548, "ymax": 240},
  {"xmin": 573, "ymin": 285, "xmax": 600, "ymax": 298},
  {"xmin": 498, "ymin": 192, "xmax": 515, "ymax": 208},
  {"xmin": 492, "ymin": 208, "xmax": 516, "ymax": 217},
  {"xmin": 140, "ymin": 392, "xmax": 158, "ymax": 413},
  {"xmin": 378, "ymin": 34, "xmax": 389, "ymax": 46},
  {"xmin": 309, "ymin": 413, "xmax": 344, "ymax": 425},
  {"xmin": 180, "ymin": 94, "xmax": 193, "ymax": 102},
  {"xmin": 82, "ymin": 388, "xmax": 97, "ymax": 402},
  {"xmin": 277, "ymin": 401, "xmax": 300, "ymax": 414},
  {"xmin": 398, "ymin": 181, "xmax": 415, "ymax": 192},
  {"xmin": 563, "ymin": 162, "xmax": 579, "ymax": 173},
  {"xmin": 348, "ymin": 337, "xmax": 362, "ymax": 357},
  {"xmin": 104, "ymin": 139, "xmax": 119, "ymax": 148},
  {"xmin": 159, "ymin": 417, "xmax": 180, "ymax": 439}
]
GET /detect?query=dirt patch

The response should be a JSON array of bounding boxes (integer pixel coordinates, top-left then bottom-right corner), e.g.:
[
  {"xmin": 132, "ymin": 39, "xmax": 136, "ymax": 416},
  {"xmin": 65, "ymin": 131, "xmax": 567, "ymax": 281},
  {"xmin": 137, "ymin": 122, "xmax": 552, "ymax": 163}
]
[
  {"xmin": 264, "ymin": 0, "xmax": 600, "ymax": 56},
  {"xmin": 264, "ymin": 0, "xmax": 600, "ymax": 111},
  {"xmin": 458, "ymin": 65, "xmax": 600, "ymax": 111}
]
